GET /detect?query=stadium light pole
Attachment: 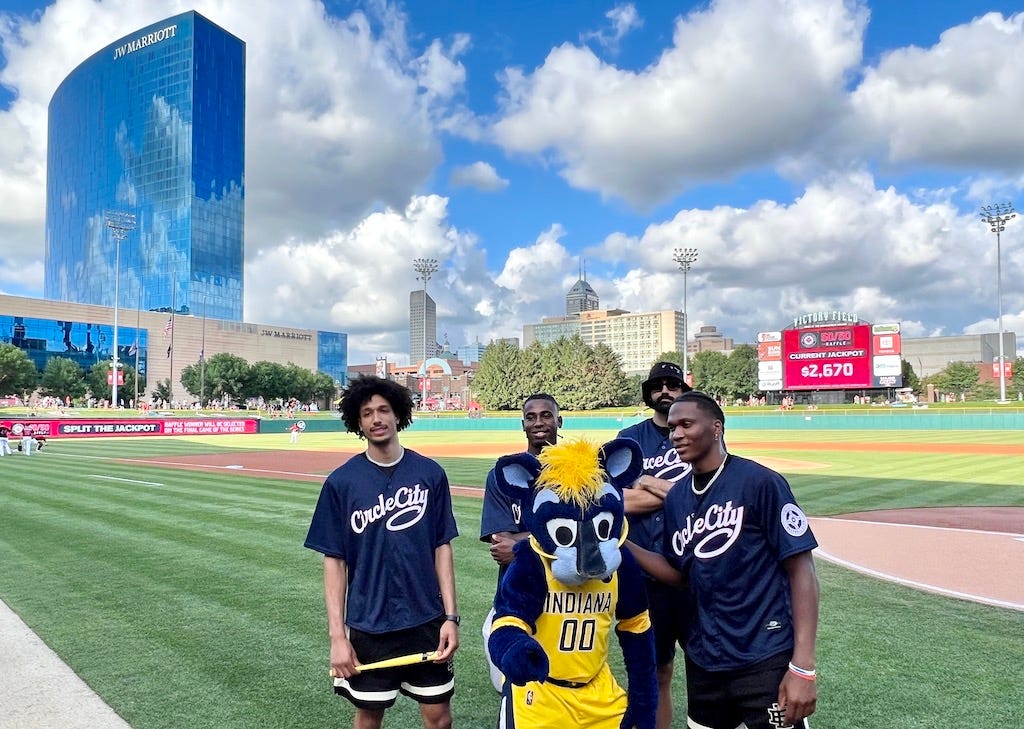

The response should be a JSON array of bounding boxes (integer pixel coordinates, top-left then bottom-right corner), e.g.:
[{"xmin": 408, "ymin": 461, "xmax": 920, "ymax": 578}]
[
  {"xmin": 105, "ymin": 211, "xmax": 136, "ymax": 408},
  {"xmin": 980, "ymin": 203, "xmax": 1015, "ymax": 403},
  {"xmin": 672, "ymin": 247, "xmax": 699, "ymax": 386},
  {"xmin": 413, "ymin": 258, "xmax": 438, "ymax": 410}
]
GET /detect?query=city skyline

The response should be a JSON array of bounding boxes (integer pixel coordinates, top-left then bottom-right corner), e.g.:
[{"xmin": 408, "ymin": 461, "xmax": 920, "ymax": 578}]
[{"xmin": 1, "ymin": 0, "xmax": 1023, "ymax": 366}]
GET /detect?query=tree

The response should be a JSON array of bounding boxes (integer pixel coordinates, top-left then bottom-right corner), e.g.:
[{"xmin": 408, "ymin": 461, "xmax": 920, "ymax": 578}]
[
  {"xmin": 934, "ymin": 361, "xmax": 979, "ymax": 398},
  {"xmin": 690, "ymin": 351, "xmax": 730, "ymax": 396},
  {"xmin": 900, "ymin": 359, "xmax": 921, "ymax": 394},
  {"xmin": 1011, "ymin": 356, "xmax": 1024, "ymax": 400},
  {"xmin": 591, "ymin": 343, "xmax": 631, "ymax": 407},
  {"xmin": 474, "ymin": 341, "xmax": 523, "ymax": 410},
  {"xmin": 203, "ymin": 352, "xmax": 251, "ymax": 404},
  {"xmin": 246, "ymin": 361, "xmax": 289, "ymax": 401},
  {"xmin": 310, "ymin": 372, "xmax": 338, "ymax": 408},
  {"xmin": 153, "ymin": 379, "xmax": 173, "ymax": 404},
  {"xmin": 0, "ymin": 343, "xmax": 39, "ymax": 398},
  {"xmin": 38, "ymin": 357, "xmax": 88, "ymax": 402},
  {"xmin": 724, "ymin": 344, "xmax": 758, "ymax": 400},
  {"xmin": 652, "ymin": 351, "xmax": 685, "ymax": 372},
  {"xmin": 968, "ymin": 380, "xmax": 997, "ymax": 402},
  {"xmin": 519, "ymin": 341, "xmax": 547, "ymax": 400},
  {"xmin": 86, "ymin": 363, "xmax": 144, "ymax": 405}
]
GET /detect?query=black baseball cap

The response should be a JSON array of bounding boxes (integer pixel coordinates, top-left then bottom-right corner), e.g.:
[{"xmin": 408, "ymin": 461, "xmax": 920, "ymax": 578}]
[{"xmin": 642, "ymin": 361, "xmax": 691, "ymax": 407}]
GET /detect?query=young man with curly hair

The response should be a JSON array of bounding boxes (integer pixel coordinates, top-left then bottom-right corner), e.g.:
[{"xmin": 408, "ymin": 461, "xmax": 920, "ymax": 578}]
[{"xmin": 305, "ymin": 376, "xmax": 460, "ymax": 729}]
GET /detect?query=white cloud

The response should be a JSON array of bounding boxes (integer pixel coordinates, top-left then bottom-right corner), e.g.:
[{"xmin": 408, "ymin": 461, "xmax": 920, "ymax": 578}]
[
  {"xmin": 581, "ymin": 3, "xmax": 643, "ymax": 52},
  {"xmin": 0, "ymin": 0, "xmax": 1021, "ymax": 368},
  {"xmin": 0, "ymin": 0, "xmax": 468, "ymax": 271},
  {"xmin": 449, "ymin": 161, "xmax": 509, "ymax": 191},
  {"xmin": 851, "ymin": 12, "xmax": 1024, "ymax": 169},
  {"xmin": 493, "ymin": 0, "xmax": 868, "ymax": 206},
  {"xmin": 590, "ymin": 171, "xmax": 1018, "ymax": 344}
]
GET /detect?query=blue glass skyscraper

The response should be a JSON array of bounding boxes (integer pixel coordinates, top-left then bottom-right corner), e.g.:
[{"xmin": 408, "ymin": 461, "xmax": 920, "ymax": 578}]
[{"xmin": 45, "ymin": 11, "xmax": 245, "ymax": 321}]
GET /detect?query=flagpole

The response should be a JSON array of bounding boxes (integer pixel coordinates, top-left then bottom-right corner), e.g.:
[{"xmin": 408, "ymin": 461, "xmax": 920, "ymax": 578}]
[
  {"xmin": 200, "ymin": 293, "xmax": 207, "ymax": 409},
  {"xmin": 169, "ymin": 273, "xmax": 176, "ymax": 407},
  {"xmin": 134, "ymin": 284, "xmax": 141, "ymax": 408}
]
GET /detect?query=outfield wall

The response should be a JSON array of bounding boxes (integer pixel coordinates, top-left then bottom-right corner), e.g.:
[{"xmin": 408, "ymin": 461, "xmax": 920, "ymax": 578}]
[{"xmin": 403, "ymin": 411, "xmax": 1024, "ymax": 432}]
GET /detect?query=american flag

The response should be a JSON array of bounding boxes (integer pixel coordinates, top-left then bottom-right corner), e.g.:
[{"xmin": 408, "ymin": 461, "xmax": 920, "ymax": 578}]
[{"xmin": 163, "ymin": 318, "xmax": 173, "ymax": 337}]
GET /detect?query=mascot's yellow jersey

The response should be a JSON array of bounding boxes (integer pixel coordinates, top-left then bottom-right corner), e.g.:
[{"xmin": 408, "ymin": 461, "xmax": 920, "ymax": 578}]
[{"xmin": 533, "ymin": 538, "xmax": 618, "ymax": 683}]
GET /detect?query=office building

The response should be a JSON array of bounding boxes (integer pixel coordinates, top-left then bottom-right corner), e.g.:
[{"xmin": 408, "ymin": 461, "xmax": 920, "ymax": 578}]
[
  {"xmin": 902, "ymin": 332, "xmax": 1017, "ymax": 378},
  {"xmin": 0, "ymin": 294, "xmax": 347, "ymax": 402},
  {"xmin": 409, "ymin": 289, "xmax": 437, "ymax": 363},
  {"xmin": 45, "ymin": 11, "xmax": 246, "ymax": 321},
  {"xmin": 690, "ymin": 325, "xmax": 735, "ymax": 355},
  {"xmin": 524, "ymin": 309, "xmax": 686, "ymax": 375},
  {"xmin": 566, "ymin": 275, "xmax": 599, "ymax": 315}
]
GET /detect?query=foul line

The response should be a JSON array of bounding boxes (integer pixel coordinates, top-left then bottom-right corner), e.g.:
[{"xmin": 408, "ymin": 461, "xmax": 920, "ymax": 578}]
[
  {"xmin": 88, "ymin": 474, "xmax": 164, "ymax": 487},
  {"xmin": 812, "ymin": 516, "xmax": 1024, "ymax": 539},
  {"xmin": 812, "ymin": 516, "xmax": 1024, "ymax": 612}
]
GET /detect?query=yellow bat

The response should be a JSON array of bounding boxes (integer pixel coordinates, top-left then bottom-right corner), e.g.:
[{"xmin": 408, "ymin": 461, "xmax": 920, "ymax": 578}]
[{"xmin": 329, "ymin": 650, "xmax": 441, "ymax": 678}]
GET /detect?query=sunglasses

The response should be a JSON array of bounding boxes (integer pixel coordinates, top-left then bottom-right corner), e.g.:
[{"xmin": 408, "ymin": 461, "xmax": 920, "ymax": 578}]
[{"xmin": 648, "ymin": 379, "xmax": 683, "ymax": 391}]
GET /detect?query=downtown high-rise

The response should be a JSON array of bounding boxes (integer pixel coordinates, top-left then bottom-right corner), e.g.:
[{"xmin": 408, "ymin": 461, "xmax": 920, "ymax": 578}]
[{"xmin": 45, "ymin": 11, "xmax": 246, "ymax": 321}]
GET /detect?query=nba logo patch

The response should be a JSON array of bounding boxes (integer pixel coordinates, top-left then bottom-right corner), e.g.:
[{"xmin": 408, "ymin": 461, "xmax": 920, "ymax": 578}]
[{"xmin": 526, "ymin": 690, "xmax": 534, "ymax": 706}]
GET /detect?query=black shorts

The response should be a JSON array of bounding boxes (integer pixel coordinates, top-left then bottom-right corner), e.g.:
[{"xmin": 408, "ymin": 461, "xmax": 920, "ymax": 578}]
[
  {"xmin": 333, "ymin": 616, "xmax": 454, "ymax": 710},
  {"xmin": 685, "ymin": 651, "xmax": 809, "ymax": 729},
  {"xmin": 646, "ymin": 579, "xmax": 686, "ymax": 667}
]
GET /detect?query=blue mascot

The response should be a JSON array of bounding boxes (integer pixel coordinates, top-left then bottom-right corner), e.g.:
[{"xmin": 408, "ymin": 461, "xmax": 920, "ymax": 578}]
[{"xmin": 488, "ymin": 437, "xmax": 658, "ymax": 729}]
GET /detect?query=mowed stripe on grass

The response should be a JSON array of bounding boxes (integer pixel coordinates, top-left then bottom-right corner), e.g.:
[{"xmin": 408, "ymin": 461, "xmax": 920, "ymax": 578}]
[{"xmin": 0, "ymin": 431, "xmax": 1022, "ymax": 728}]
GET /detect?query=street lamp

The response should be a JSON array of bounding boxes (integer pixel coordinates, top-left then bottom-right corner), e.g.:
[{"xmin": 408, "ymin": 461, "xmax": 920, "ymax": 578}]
[
  {"xmin": 413, "ymin": 258, "xmax": 438, "ymax": 410},
  {"xmin": 980, "ymin": 203, "xmax": 1015, "ymax": 403},
  {"xmin": 672, "ymin": 247, "xmax": 699, "ymax": 385},
  {"xmin": 105, "ymin": 211, "xmax": 136, "ymax": 408}
]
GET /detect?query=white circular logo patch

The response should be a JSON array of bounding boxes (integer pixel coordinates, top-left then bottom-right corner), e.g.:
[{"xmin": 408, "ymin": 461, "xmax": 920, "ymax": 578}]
[{"xmin": 780, "ymin": 503, "xmax": 808, "ymax": 537}]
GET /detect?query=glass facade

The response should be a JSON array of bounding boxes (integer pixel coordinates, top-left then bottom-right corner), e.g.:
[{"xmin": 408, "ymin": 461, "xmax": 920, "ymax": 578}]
[
  {"xmin": 317, "ymin": 331, "xmax": 349, "ymax": 387},
  {"xmin": 45, "ymin": 11, "xmax": 245, "ymax": 321},
  {"xmin": 0, "ymin": 315, "xmax": 148, "ymax": 378}
]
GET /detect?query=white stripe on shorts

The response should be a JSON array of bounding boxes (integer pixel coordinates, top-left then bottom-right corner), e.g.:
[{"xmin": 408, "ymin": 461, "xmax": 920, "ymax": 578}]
[
  {"xmin": 401, "ymin": 677, "xmax": 455, "ymax": 699},
  {"xmin": 333, "ymin": 677, "xmax": 398, "ymax": 703}
]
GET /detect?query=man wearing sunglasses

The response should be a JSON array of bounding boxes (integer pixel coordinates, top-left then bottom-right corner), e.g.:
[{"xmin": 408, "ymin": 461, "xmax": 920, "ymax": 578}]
[{"xmin": 617, "ymin": 361, "xmax": 692, "ymax": 729}]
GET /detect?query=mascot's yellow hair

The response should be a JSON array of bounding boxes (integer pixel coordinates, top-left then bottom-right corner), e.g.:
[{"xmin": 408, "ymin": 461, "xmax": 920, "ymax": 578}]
[{"xmin": 535, "ymin": 439, "xmax": 606, "ymax": 508}]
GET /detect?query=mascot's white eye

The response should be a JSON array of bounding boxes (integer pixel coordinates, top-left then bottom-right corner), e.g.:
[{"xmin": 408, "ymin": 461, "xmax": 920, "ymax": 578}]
[
  {"xmin": 546, "ymin": 518, "xmax": 577, "ymax": 548},
  {"xmin": 593, "ymin": 512, "xmax": 614, "ymax": 541}
]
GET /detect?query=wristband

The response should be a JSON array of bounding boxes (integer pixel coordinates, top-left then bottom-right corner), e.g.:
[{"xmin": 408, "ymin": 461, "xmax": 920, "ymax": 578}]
[{"xmin": 788, "ymin": 662, "xmax": 816, "ymax": 681}]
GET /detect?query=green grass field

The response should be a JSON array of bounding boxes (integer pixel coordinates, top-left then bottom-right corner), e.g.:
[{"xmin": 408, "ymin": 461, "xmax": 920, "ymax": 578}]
[{"xmin": 1, "ymin": 429, "xmax": 1022, "ymax": 728}]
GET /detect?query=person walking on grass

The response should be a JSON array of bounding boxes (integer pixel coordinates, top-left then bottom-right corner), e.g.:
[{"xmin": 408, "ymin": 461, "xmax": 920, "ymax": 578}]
[{"xmin": 305, "ymin": 376, "xmax": 460, "ymax": 729}]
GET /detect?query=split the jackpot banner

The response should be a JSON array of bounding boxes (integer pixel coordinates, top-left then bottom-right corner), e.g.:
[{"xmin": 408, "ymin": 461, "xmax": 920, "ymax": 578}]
[
  {"xmin": 0, "ymin": 418, "xmax": 261, "ymax": 439},
  {"xmin": 757, "ymin": 314, "xmax": 903, "ymax": 391}
]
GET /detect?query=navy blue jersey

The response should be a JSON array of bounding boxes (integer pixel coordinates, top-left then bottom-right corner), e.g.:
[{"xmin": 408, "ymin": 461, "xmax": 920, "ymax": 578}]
[
  {"xmin": 662, "ymin": 455, "xmax": 817, "ymax": 671},
  {"xmin": 304, "ymin": 449, "xmax": 459, "ymax": 633},
  {"xmin": 480, "ymin": 462, "xmax": 526, "ymax": 587},
  {"xmin": 617, "ymin": 419, "xmax": 692, "ymax": 552}
]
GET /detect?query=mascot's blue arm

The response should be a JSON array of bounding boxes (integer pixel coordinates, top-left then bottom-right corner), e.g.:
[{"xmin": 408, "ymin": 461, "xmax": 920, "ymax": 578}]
[
  {"xmin": 488, "ymin": 541, "xmax": 551, "ymax": 686},
  {"xmin": 615, "ymin": 548, "xmax": 658, "ymax": 729}
]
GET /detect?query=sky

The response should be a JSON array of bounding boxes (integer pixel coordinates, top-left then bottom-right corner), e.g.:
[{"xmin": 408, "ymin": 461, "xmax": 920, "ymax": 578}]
[{"xmin": 1, "ymin": 0, "xmax": 1024, "ymax": 367}]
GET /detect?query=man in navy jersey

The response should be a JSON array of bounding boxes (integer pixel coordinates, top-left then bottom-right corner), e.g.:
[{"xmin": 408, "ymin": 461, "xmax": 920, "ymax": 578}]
[
  {"xmin": 305, "ymin": 376, "xmax": 460, "ymax": 729},
  {"xmin": 629, "ymin": 391, "xmax": 820, "ymax": 729},
  {"xmin": 479, "ymin": 393, "xmax": 561, "ymax": 691},
  {"xmin": 617, "ymin": 361, "xmax": 691, "ymax": 729}
]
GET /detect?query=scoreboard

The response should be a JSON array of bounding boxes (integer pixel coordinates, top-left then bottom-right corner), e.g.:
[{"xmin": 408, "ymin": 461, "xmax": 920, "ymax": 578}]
[{"xmin": 758, "ymin": 318, "xmax": 902, "ymax": 391}]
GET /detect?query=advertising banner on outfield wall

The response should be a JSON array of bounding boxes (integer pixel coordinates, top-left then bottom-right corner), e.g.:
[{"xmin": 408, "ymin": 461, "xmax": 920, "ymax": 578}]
[{"xmin": 0, "ymin": 418, "xmax": 260, "ymax": 438}]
